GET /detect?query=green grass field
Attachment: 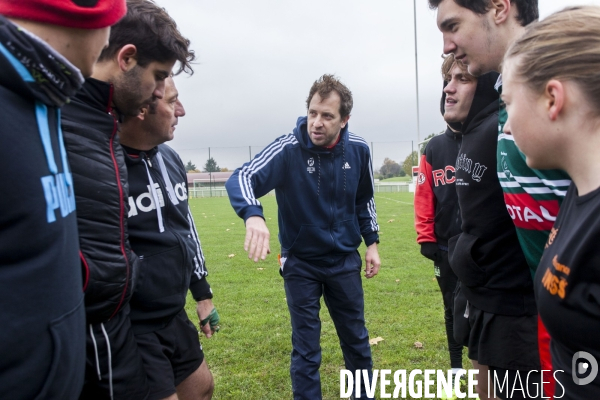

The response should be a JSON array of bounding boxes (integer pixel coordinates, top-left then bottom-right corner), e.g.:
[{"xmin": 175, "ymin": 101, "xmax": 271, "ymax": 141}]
[{"xmin": 185, "ymin": 193, "xmax": 468, "ymax": 399}]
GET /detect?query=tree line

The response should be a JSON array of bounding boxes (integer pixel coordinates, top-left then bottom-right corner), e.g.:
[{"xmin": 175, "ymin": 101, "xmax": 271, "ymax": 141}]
[
  {"xmin": 185, "ymin": 157, "xmax": 229, "ymax": 173},
  {"xmin": 375, "ymin": 132, "xmax": 438, "ymax": 180}
]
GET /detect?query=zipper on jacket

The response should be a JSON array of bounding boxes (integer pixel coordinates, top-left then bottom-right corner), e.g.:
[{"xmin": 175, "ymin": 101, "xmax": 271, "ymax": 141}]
[
  {"xmin": 81, "ymin": 251, "xmax": 90, "ymax": 292},
  {"xmin": 108, "ymin": 109, "xmax": 130, "ymax": 320},
  {"xmin": 144, "ymin": 153, "xmax": 152, "ymax": 168},
  {"xmin": 141, "ymin": 153, "xmax": 190, "ymax": 294},
  {"xmin": 329, "ymin": 152, "xmax": 335, "ymax": 248}
]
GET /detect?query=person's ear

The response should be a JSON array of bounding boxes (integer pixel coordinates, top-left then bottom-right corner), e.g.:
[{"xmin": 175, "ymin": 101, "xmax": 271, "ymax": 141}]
[
  {"xmin": 116, "ymin": 44, "xmax": 138, "ymax": 72},
  {"xmin": 341, "ymin": 115, "xmax": 350, "ymax": 128},
  {"xmin": 490, "ymin": 0, "xmax": 511, "ymax": 25},
  {"xmin": 545, "ymin": 80, "xmax": 565, "ymax": 121},
  {"xmin": 134, "ymin": 107, "xmax": 148, "ymax": 121}
]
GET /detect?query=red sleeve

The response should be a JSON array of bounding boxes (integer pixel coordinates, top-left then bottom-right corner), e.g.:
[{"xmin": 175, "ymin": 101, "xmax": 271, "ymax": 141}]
[{"xmin": 414, "ymin": 153, "xmax": 437, "ymax": 243}]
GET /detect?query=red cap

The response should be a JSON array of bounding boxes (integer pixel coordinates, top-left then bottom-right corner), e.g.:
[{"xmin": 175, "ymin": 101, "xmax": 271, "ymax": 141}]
[{"xmin": 0, "ymin": 0, "xmax": 127, "ymax": 29}]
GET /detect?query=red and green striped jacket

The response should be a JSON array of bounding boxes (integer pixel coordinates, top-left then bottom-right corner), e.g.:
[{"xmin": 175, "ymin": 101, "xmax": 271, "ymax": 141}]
[{"xmin": 496, "ymin": 77, "xmax": 571, "ymax": 278}]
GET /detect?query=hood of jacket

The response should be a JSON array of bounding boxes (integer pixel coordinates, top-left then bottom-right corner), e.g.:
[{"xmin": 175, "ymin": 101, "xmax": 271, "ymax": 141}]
[
  {"xmin": 461, "ymin": 71, "xmax": 500, "ymax": 134},
  {"xmin": 0, "ymin": 15, "xmax": 83, "ymax": 107},
  {"xmin": 0, "ymin": 46, "xmax": 34, "ymax": 101},
  {"xmin": 444, "ymin": 126, "xmax": 462, "ymax": 140}
]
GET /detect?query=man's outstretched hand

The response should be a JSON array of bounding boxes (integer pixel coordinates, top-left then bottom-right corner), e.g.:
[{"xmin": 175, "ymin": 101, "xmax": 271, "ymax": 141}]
[{"xmin": 244, "ymin": 216, "xmax": 271, "ymax": 262}]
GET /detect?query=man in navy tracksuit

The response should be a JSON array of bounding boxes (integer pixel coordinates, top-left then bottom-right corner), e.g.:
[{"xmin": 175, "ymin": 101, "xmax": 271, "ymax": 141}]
[{"xmin": 226, "ymin": 74, "xmax": 380, "ymax": 400}]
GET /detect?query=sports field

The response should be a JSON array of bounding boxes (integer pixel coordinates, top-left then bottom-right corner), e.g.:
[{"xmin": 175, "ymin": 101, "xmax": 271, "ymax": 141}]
[{"xmin": 185, "ymin": 192, "xmax": 468, "ymax": 399}]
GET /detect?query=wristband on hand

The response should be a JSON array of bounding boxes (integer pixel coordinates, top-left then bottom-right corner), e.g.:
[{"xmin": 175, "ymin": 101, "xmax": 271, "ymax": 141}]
[{"xmin": 200, "ymin": 307, "xmax": 220, "ymax": 333}]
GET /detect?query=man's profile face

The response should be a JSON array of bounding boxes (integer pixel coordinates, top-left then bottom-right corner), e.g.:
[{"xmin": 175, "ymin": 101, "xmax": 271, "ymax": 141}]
[
  {"xmin": 113, "ymin": 58, "xmax": 176, "ymax": 117},
  {"xmin": 443, "ymin": 63, "xmax": 477, "ymax": 124},
  {"xmin": 436, "ymin": 0, "xmax": 498, "ymax": 76},
  {"xmin": 141, "ymin": 76, "xmax": 185, "ymax": 146},
  {"xmin": 307, "ymin": 92, "xmax": 349, "ymax": 147}
]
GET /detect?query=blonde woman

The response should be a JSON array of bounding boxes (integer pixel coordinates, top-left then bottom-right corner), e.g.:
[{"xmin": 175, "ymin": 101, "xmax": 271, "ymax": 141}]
[{"xmin": 502, "ymin": 6, "xmax": 600, "ymax": 399}]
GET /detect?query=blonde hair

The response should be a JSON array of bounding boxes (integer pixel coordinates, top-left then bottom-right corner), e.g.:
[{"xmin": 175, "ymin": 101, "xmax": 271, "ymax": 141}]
[
  {"xmin": 441, "ymin": 54, "xmax": 472, "ymax": 82},
  {"xmin": 505, "ymin": 6, "xmax": 600, "ymax": 112}
]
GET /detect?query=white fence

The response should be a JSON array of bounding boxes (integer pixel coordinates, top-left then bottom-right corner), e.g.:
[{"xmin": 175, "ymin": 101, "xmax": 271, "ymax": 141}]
[
  {"xmin": 188, "ymin": 187, "xmax": 229, "ymax": 198},
  {"xmin": 188, "ymin": 183, "xmax": 410, "ymax": 198},
  {"xmin": 374, "ymin": 183, "xmax": 410, "ymax": 193}
]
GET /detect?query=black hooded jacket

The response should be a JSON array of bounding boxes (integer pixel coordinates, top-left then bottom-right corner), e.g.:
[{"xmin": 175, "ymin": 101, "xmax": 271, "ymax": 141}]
[
  {"xmin": 448, "ymin": 72, "xmax": 536, "ymax": 316},
  {"xmin": 62, "ymin": 78, "xmax": 139, "ymax": 324},
  {"xmin": 0, "ymin": 17, "xmax": 85, "ymax": 398},
  {"xmin": 122, "ymin": 144, "xmax": 212, "ymax": 333}
]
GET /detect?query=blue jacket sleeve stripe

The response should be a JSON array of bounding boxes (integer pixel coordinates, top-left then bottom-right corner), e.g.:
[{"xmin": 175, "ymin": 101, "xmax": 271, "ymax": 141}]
[
  {"xmin": 238, "ymin": 134, "xmax": 297, "ymax": 206},
  {"xmin": 349, "ymin": 134, "xmax": 369, "ymax": 147},
  {"xmin": 366, "ymin": 156, "xmax": 379, "ymax": 232},
  {"xmin": 367, "ymin": 198, "xmax": 379, "ymax": 232}
]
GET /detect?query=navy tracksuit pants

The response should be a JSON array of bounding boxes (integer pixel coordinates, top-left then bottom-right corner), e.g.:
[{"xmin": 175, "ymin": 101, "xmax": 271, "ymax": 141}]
[{"xmin": 282, "ymin": 251, "xmax": 373, "ymax": 400}]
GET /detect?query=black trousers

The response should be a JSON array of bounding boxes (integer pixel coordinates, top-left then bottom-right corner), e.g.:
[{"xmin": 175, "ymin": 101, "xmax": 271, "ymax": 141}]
[{"xmin": 434, "ymin": 250, "xmax": 463, "ymax": 369}]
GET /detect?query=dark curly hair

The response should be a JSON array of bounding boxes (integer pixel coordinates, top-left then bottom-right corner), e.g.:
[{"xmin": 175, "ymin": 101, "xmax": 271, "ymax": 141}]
[
  {"xmin": 306, "ymin": 74, "xmax": 353, "ymax": 118},
  {"xmin": 428, "ymin": 0, "xmax": 538, "ymax": 27},
  {"xmin": 98, "ymin": 0, "xmax": 195, "ymax": 75}
]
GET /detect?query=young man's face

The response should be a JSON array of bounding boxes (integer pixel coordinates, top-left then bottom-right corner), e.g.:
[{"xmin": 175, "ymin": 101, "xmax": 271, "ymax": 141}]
[
  {"xmin": 307, "ymin": 92, "xmax": 349, "ymax": 147},
  {"xmin": 113, "ymin": 58, "xmax": 175, "ymax": 117},
  {"xmin": 141, "ymin": 76, "xmax": 185, "ymax": 146},
  {"xmin": 436, "ymin": 0, "xmax": 499, "ymax": 76},
  {"xmin": 443, "ymin": 63, "xmax": 478, "ymax": 124}
]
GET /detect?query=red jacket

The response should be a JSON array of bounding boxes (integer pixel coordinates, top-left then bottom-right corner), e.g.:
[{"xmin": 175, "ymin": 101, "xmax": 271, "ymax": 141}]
[{"xmin": 414, "ymin": 128, "xmax": 462, "ymax": 247}]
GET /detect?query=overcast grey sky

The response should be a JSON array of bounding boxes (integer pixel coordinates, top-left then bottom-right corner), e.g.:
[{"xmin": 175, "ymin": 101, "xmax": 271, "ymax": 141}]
[{"xmin": 157, "ymin": 0, "xmax": 600, "ymax": 170}]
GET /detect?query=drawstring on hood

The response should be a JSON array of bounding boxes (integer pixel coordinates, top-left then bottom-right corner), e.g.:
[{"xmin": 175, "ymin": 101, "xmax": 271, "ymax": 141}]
[
  {"xmin": 141, "ymin": 157, "xmax": 165, "ymax": 233},
  {"xmin": 129, "ymin": 148, "xmax": 182, "ymax": 233},
  {"xmin": 36, "ymin": 103, "xmax": 76, "ymax": 218},
  {"xmin": 157, "ymin": 152, "xmax": 180, "ymax": 206},
  {"xmin": 100, "ymin": 323, "xmax": 113, "ymax": 400},
  {"xmin": 295, "ymin": 116, "xmax": 349, "ymax": 197},
  {"xmin": 89, "ymin": 323, "xmax": 114, "ymax": 400},
  {"xmin": 89, "ymin": 324, "xmax": 101, "ymax": 381},
  {"xmin": 35, "ymin": 103, "xmax": 58, "ymax": 174}
]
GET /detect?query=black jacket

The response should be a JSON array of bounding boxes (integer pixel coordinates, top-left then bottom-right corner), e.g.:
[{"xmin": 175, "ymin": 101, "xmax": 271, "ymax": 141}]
[
  {"xmin": 123, "ymin": 144, "xmax": 212, "ymax": 334},
  {"xmin": 62, "ymin": 78, "xmax": 139, "ymax": 324},
  {"xmin": 448, "ymin": 72, "xmax": 536, "ymax": 316},
  {"xmin": 414, "ymin": 127, "xmax": 462, "ymax": 248},
  {"xmin": 0, "ymin": 17, "xmax": 85, "ymax": 398}
]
